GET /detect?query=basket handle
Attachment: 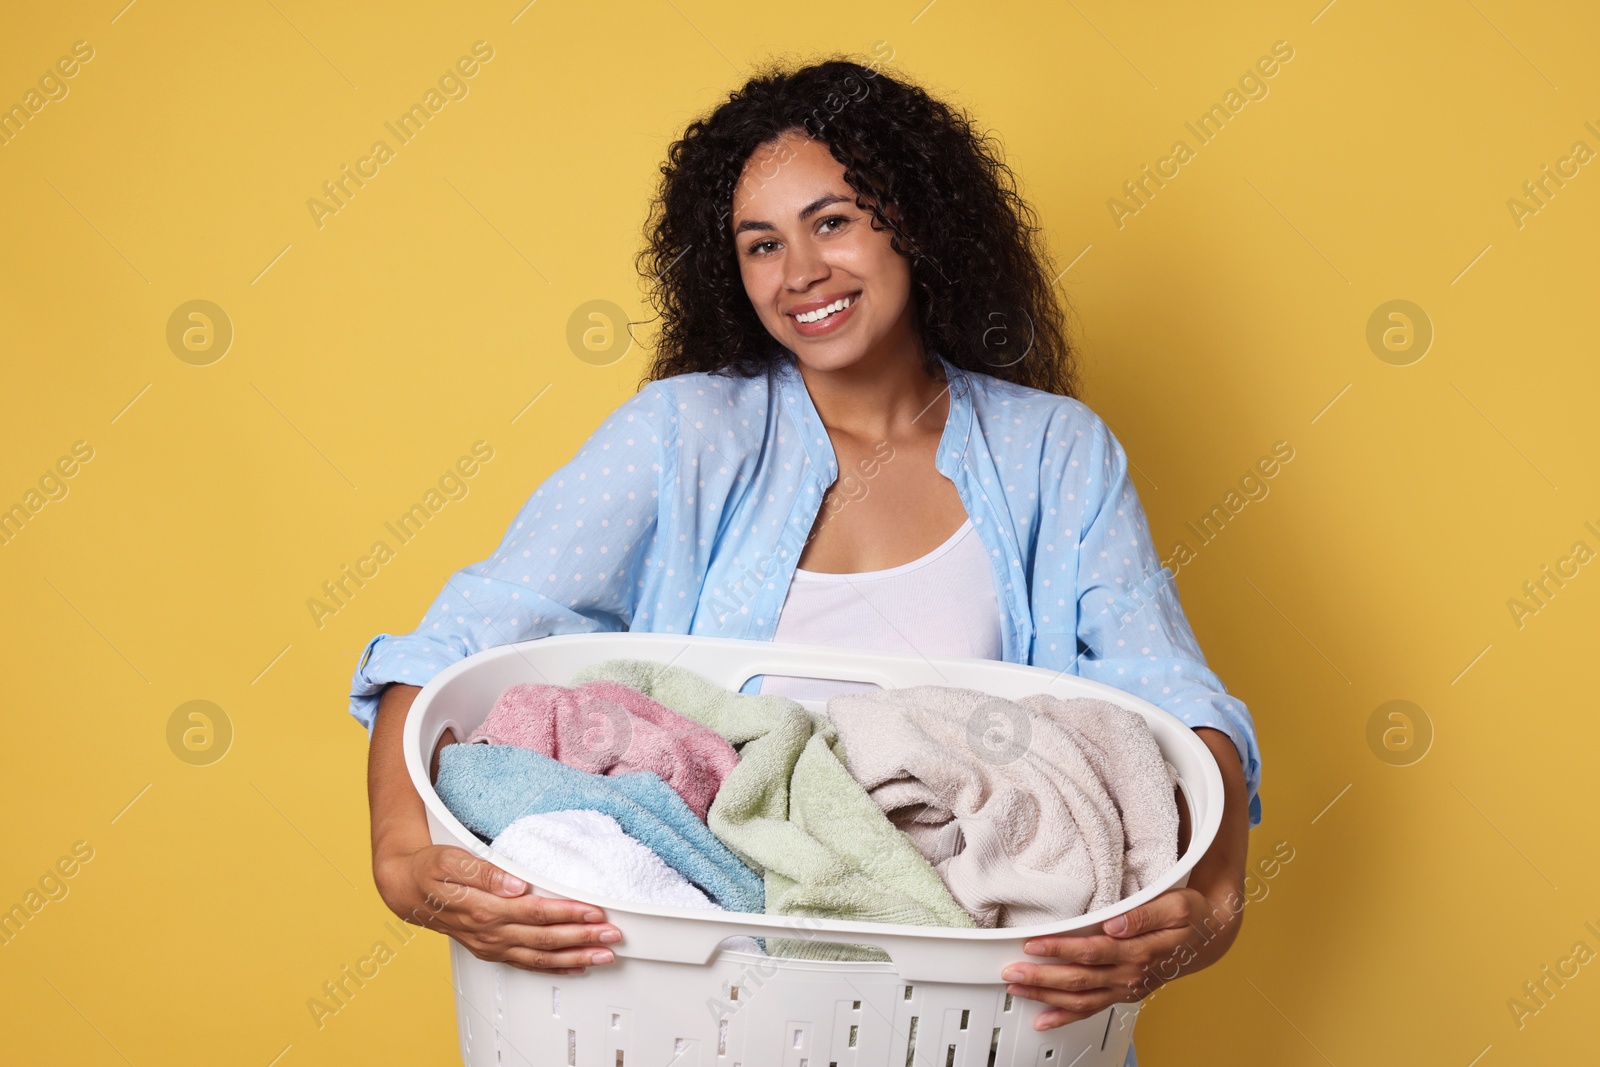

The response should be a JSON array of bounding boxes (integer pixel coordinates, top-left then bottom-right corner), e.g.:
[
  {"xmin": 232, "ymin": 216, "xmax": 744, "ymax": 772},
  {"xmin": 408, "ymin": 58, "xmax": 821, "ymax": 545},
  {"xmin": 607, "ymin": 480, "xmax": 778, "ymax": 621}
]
[
  {"xmin": 596, "ymin": 906, "xmax": 1084, "ymax": 983},
  {"xmin": 603, "ymin": 634, "xmax": 923, "ymax": 695},
  {"xmin": 503, "ymin": 868, "xmax": 1103, "ymax": 985},
  {"xmin": 422, "ymin": 790, "xmax": 1080, "ymax": 984}
]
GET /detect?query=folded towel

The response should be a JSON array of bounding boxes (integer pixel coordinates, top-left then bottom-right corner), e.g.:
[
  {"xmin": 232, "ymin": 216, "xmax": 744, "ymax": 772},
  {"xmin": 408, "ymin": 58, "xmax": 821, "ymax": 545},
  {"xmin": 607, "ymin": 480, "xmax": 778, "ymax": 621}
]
[
  {"xmin": 466, "ymin": 680, "xmax": 738, "ymax": 821},
  {"xmin": 569, "ymin": 659, "xmax": 975, "ymax": 961},
  {"xmin": 492, "ymin": 810, "xmax": 765, "ymax": 955},
  {"xmin": 434, "ymin": 742, "xmax": 764, "ymax": 914},
  {"xmin": 824, "ymin": 686, "xmax": 1180, "ymax": 927},
  {"xmin": 494, "ymin": 809, "xmax": 717, "ymax": 909}
]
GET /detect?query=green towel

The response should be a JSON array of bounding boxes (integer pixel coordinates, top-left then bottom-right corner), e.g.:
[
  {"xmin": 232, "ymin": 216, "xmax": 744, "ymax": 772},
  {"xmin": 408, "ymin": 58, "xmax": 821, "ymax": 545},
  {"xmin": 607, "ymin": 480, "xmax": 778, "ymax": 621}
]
[{"xmin": 570, "ymin": 658, "xmax": 975, "ymax": 960}]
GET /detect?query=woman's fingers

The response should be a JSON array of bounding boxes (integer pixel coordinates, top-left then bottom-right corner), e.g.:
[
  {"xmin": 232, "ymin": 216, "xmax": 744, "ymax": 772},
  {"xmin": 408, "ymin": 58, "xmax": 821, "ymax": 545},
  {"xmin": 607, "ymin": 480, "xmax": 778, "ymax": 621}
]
[
  {"xmin": 498, "ymin": 920, "xmax": 622, "ymax": 955},
  {"xmin": 496, "ymin": 945, "xmax": 611, "ymax": 972},
  {"xmin": 432, "ymin": 845, "xmax": 613, "ymax": 925},
  {"xmin": 378, "ymin": 843, "xmax": 629, "ymax": 976},
  {"xmin": 1034, "ymin": 1007, "xmax": 1098, "ymax": 1030},
  {"xmin": 1004, "ymin": 982, "xmax": 1115, "ymax": 1018},
  {"xmin": 1005, "ymin": 931, "xmax": 1188, "ymax": 1011},
  {"xmin": 1015, "ymin": 924, "xmax": 1188, "ymax": 973},
  {"xmin": 496, "ymin": 891, "xmax": 609, "ymax": 928},
  {"xmin": 1007, "ymin": 973, "xmax": 1151, "ymax": 1030},
  {"xmin": 454, "ymin": 914, "xmax": 622, "ymax": 970},
  {"xmin": 1102, "ymin": 887, "xmax": 1199, "ymax": 937},
  {"xmin": 440, "ymin": 888, "xmax": 622, "ymax": 950},
  {"xmin": 483, "ymin": 892, "xmax": 620, "ymax": 943},
  {"xmin": 433, "ymin": 846, "xmax": 531, "ymax": 900},
  {"xmin": 1003, "ymin": 963, "xmax": 1111, "ymax": 992},
  {"xmin": 1020, "ymin": 933, "xmax": 1122, "ymax": 964}
]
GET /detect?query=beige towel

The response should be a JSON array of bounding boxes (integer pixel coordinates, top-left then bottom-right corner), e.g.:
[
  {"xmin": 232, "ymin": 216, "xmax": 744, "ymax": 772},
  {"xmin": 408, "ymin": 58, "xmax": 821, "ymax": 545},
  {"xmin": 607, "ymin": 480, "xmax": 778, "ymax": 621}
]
[{"xmin": 824, "ymin": 686, "xmax": 1180, "ymax": 928}]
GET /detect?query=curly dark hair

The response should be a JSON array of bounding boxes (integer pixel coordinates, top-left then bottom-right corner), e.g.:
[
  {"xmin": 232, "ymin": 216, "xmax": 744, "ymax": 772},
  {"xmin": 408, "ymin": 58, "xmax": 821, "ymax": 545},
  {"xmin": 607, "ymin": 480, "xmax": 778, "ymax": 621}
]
[{"xmin": 634, "ymin": 55, "xmax": 1079, "ymax": 398}]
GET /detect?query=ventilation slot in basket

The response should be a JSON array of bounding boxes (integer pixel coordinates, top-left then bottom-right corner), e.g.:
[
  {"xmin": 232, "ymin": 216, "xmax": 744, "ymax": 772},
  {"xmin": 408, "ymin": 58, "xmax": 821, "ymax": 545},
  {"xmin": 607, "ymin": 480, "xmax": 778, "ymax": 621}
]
[
  {"xmin": 946, "ymin": 1044, "xmax": 957, "ymax": 1066},
  {"xmin": 903, "ymin": 984, "xmax": 915, "ymax": 1001},
  {"xmin": 987, "ymin": 1026, "xmax": 1001, "ymax": 1067},
  {"xmin": 718, "ymin": 1018, "xmax": 729, "ymax": 1055},
  {"xmin": 566, "ymin": 1028, "xmax": 576, "ymax": 1066},
  {"xmin": 903, "ymin": 1016, "xmax": 919, "ymax": 1067},
  {"xmin": 960, "ymin": 1009, "xmax": 970, "ymax": 1030},
  {"xmin": 849, "ymin": 1024, "xmax": 859, "ymax": 1048}
]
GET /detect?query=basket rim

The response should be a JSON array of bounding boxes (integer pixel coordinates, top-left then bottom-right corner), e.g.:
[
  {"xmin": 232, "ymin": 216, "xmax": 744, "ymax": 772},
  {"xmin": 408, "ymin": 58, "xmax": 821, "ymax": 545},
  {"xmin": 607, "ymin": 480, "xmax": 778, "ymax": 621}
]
[{"xmin": 403, "ymin": 632, "xmax": 1227, "ymax": 944}]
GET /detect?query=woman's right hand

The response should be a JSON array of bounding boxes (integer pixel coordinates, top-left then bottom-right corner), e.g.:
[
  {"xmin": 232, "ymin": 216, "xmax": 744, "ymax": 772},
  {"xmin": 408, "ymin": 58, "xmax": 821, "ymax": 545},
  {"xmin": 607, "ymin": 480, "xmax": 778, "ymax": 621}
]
[
  {"xmin": 366, "ymin": 682, "xmax": 623, "ymax": 973},
  {"xmin": 375, "ymin": 841, "xmax": 623, "ymax": 974}
]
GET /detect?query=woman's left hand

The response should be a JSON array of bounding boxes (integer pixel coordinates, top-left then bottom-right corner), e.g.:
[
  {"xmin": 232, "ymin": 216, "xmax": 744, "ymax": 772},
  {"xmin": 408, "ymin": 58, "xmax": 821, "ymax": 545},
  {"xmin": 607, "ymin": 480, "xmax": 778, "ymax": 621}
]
[
  {"xmin": 1000, "ymin": 884, "xmax": 1236, "ymax": 1030},
  {"xmin": 1001, "ymin": 726, "xmax": 1253, "ymax": 1031}
]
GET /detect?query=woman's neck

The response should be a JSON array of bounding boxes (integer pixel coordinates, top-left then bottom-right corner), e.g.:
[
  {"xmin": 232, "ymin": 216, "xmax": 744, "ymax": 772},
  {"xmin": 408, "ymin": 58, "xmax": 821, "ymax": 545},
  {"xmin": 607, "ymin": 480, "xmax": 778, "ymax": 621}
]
[{"xmin": 793, "ymin": 344, "xmax": 949, "ymax": 442}]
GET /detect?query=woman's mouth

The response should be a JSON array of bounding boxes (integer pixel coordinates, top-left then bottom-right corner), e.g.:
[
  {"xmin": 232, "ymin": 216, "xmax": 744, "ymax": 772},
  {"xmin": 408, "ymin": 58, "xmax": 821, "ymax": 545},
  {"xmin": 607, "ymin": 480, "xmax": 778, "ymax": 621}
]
[{"xmin": 788, "ymin": 292, "xmax": 860, "ymax": 337}]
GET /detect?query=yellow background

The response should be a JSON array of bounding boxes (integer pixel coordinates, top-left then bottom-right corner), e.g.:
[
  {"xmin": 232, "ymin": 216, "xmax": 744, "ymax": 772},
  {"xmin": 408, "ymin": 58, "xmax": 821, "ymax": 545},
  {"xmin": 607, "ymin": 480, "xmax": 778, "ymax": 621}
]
[{"xmin": 2, "ymin": 1, "xmax": 1596, "ymax": 1063}]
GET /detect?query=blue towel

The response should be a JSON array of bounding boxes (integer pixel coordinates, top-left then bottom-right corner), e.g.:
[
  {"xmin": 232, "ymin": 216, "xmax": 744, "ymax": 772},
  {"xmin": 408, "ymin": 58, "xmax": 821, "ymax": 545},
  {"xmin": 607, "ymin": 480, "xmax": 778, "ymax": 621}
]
[{"xmin": 434, "ymin": 742, "xmax": 764, "ymax": 914}]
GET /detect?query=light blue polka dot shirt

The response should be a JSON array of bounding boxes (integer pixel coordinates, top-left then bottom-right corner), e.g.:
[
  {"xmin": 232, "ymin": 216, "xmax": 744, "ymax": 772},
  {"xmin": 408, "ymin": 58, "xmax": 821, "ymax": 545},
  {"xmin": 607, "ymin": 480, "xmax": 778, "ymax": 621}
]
[{"xmin": 348, "ymin": 350, "xmax": 1263, "ymax": 828}]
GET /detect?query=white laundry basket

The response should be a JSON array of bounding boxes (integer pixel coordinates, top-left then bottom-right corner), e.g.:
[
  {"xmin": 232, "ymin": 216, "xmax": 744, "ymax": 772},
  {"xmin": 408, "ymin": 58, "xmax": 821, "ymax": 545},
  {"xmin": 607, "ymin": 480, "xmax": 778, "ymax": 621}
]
[{"xmin": 404, "ymin": 633, "xmax": 1225, "ymax": 1067}]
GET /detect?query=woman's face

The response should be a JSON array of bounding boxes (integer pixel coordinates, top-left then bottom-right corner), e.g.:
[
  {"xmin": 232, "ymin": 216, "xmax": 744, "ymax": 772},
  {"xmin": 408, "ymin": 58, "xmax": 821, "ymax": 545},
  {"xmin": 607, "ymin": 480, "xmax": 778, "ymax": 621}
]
[{"xmin": 730, "ymin": 129, "xmax": 919, "ymax": 374}]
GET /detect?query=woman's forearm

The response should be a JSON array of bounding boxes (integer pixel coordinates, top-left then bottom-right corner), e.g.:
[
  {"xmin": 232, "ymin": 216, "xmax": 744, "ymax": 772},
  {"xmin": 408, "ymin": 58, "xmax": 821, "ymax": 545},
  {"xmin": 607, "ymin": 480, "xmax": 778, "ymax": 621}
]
[
  {"xmin": 1178, "ymin": 726, "xmax": 1252, "ymax": 963},
  {"xmin": 367, "ymin": 683, "xmax": 433, "ymax": 871}
]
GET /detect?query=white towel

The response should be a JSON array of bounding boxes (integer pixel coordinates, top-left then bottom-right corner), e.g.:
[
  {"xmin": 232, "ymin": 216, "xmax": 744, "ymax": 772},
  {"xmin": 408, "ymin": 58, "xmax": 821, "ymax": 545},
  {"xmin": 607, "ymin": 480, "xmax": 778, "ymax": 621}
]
[{"xmin": 491, "ymin": 810, "xmax": 764, "ymax": 954}]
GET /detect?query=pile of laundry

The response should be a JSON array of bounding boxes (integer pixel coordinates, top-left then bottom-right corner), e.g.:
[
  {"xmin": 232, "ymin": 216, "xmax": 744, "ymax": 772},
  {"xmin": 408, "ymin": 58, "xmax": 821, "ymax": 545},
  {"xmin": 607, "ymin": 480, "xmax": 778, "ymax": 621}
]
[{"xmin": 432, "ymin": 658, "xmax": 1180, "ymax": 961}]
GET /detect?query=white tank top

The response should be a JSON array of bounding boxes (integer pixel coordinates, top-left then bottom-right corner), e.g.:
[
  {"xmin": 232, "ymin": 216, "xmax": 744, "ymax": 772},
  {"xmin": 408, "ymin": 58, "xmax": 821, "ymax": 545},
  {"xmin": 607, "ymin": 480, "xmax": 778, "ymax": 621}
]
[{"xmin": 757, "ymin": 518, "xmax": 1004, "ymax": 701}]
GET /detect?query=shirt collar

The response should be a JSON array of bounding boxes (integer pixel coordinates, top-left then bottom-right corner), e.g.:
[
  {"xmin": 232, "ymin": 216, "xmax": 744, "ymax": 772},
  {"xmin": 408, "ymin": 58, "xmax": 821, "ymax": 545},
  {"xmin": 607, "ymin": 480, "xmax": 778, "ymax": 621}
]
[{"xmin": 774, "ymin": 350, "xmax": 975, "ymax": 486}]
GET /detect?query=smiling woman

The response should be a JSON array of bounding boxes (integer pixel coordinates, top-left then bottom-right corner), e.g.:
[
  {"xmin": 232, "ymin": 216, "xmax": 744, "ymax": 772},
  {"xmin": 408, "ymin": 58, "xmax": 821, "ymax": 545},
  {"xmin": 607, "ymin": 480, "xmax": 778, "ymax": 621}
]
[
  {"xmin": 356, "ymin": 56, "xmax": 1259, "ymax": 1067},
  {"xmin": 736, "ymin": 161, "xmax": 894, "ymax": 351},
  {"xmin": 638, "ymin": 60, "xmax": 1075, "ymax": 397}
]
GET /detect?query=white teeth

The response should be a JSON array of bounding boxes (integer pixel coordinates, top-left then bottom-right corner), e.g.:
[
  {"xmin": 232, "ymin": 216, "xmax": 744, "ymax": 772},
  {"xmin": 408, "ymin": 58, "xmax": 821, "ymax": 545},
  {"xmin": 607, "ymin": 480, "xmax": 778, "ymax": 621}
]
[{"xmin": 794, "ymin": 295, "xmax": 855, "ymax": 323}]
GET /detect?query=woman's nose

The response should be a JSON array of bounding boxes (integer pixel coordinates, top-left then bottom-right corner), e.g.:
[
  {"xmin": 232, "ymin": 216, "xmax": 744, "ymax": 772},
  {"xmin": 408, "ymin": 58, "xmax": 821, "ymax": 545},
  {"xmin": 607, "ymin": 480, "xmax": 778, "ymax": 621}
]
[{"xmin": 785, "ymin": 240, "xmax": 829, "ymax": 290}]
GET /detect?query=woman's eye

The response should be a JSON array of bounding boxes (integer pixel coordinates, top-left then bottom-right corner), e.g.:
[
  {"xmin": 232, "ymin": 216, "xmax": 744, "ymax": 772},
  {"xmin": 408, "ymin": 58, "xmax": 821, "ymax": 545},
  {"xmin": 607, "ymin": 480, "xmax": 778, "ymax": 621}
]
[{"xmin": 747, "ymin": 216, "xmax": 850, "ymax": 256}]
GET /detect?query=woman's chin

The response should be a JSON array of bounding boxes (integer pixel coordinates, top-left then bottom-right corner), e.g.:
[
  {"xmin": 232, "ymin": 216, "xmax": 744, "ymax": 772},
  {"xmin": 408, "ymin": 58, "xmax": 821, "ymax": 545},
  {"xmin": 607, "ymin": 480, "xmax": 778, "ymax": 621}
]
[{"xmin": 788, "ymin": 340, "xmax": 879, "ymax": 375}]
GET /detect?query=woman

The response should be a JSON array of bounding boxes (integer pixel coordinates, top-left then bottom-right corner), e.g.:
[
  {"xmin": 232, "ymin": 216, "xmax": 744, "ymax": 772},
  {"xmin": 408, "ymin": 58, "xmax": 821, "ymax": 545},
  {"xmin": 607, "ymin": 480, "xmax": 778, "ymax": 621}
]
[{"xmin": 353, "ymin": 57, "xmax": 1261, "ymax": 1058}]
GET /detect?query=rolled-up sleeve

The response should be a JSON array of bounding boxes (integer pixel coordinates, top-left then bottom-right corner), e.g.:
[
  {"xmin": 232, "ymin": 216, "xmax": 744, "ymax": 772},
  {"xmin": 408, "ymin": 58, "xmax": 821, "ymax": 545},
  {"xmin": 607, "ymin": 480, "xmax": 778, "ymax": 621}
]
[
  {"xmin": 1033, "ymin": 410, "xmax": 1263, "ymax": 827},
  {"xmin": 347, "ymin": 383, "xmax": 671, "ymax": 735}
]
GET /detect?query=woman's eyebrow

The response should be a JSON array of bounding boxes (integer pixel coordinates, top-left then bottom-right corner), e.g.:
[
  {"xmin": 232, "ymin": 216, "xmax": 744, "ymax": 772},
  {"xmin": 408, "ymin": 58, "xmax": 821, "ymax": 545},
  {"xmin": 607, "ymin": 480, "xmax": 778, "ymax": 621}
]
[{"xmin": 732, "ymin": 193, "xmax": 854, "ymax": 236}]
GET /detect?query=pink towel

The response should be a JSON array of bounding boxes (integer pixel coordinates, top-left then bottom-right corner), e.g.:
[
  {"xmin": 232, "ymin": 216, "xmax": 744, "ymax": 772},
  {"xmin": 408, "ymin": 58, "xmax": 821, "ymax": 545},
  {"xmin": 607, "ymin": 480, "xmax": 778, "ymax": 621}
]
[{"xmin": 466, "ymin": 679, "xmax": 738, "ymax": 821}]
